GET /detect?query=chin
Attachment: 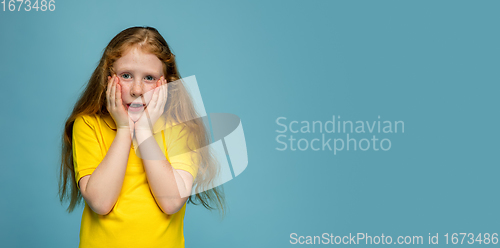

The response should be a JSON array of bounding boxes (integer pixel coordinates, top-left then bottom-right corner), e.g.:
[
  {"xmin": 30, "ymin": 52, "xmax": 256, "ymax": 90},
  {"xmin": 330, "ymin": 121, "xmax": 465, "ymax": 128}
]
[{"xmin": 128, "ymin": 112, "xmax": 143, "ymax": 122}]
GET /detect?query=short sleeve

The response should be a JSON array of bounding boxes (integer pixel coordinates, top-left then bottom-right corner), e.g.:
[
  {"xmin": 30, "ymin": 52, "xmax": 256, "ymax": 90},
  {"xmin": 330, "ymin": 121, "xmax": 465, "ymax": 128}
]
[
  {"xmin": 165, "ymin": 124, "xmax": 201, "ymax": 180},
  {"xmin": 72, "ymin": 116, "xmax": 104, "ymax": 190}
]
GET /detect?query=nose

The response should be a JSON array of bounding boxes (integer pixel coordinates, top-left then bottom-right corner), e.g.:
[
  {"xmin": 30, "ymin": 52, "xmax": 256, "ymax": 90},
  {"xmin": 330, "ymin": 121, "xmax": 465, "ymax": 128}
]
[{"xmin": 130, "ymin": 79, "xmax": 143, "ymax": 97}]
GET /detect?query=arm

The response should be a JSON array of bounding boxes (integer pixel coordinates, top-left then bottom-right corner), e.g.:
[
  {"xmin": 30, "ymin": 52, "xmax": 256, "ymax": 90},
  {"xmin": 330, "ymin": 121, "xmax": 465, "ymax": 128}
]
[
  {"xmin": 133, "ymin": 77, "xmax": 195, "ymax": 215},
  {"xmin": 77, "ymin": 75, "xmax": 133, "ymax": 215},
  {"xmin": 78, "ymin": 128, "xmax": 132, "ymax": 215},
  {"xmin": 135, "ymin": 129, "xmax": 194, "ymax": 215}
]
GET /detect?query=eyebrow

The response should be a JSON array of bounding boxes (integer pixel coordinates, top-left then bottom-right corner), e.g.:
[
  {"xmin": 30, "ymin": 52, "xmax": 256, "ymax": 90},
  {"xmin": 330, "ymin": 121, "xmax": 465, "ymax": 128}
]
[{"xmin": 115, "ymin": 68, "xmax": 161, "ymax": 76}]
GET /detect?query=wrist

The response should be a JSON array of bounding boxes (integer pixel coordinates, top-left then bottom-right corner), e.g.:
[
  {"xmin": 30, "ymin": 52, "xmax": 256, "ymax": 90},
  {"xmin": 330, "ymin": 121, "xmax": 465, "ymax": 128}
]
[
  {"xmin": 135, "ymin": 128, "xmax": 153, "ymax": 135},
  {"xmin": 134, "ymin": 129, "xmax": 154, "ymax": 144},
  {"xmin": 116, "ymin": 128, "xmax": 133, "ymax": 139},
  {"xmin": 134, "ymin": 121, "xmax": 154, "ymax": 133}
]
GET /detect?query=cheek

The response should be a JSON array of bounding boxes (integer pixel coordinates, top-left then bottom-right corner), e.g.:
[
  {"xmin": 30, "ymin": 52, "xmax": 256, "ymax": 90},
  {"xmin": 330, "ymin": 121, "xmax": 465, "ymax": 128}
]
[
  {"xmin": 121, "ymin": 87, "xmax": 128, "ymax": 98},
  {"xmin": 143, "ymin": 85, "xmax": 157, "ymax": 102},
  {"xmin": 119, "ymin": 85, "xmax": 130, "ymax": 101}
]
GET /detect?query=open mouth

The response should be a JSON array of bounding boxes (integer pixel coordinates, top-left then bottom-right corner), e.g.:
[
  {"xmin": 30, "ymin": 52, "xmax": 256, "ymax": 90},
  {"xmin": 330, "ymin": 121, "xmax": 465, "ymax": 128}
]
[{"xmin": 127, "ymin": 103, "xmax": 146, "ymax": 111}]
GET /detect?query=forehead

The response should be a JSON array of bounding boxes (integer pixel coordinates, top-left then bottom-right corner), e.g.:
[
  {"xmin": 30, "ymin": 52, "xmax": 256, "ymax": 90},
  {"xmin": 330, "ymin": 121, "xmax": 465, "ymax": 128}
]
[{"xmin": 113, "ymin": 47, "xmax": 163, "ymax": 73}]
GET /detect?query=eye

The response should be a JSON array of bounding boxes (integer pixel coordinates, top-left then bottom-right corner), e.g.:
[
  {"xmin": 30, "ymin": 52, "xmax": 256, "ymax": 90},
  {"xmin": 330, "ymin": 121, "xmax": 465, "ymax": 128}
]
[
  {"xmin": 121, "ymin": 73, "xmax": 131, "ymax": 79},
  {"xmin": 145, "ymin": 75, "xmax": 155, "ymax": 81}
]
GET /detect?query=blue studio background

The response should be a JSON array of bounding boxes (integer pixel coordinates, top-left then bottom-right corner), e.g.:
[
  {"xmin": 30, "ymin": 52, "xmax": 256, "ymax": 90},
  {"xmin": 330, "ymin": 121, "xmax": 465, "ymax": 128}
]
[{"xmin": 1, "ymin": 0, "xmax": 499, "ymax": 247}]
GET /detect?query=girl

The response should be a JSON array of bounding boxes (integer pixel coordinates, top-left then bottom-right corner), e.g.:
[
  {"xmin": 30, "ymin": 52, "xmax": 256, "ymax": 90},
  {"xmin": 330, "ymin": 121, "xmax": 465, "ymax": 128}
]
[{"xmin": 58, "ymin": 26, "xmax": 225, "ymax": 248}]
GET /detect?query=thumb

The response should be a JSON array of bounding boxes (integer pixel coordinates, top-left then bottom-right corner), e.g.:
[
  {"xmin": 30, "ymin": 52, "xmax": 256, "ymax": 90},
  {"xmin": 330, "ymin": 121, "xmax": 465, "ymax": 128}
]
[{"xmin": 128, "ymin": 118, "xmax": 135, "ymax": 138}]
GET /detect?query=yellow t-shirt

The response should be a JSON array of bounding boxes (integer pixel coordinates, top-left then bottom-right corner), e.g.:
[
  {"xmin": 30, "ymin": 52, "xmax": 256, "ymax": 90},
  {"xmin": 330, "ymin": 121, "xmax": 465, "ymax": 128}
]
[{"xmin": 72, "ymin": 114, "xmax": 199, "ymax": 248}]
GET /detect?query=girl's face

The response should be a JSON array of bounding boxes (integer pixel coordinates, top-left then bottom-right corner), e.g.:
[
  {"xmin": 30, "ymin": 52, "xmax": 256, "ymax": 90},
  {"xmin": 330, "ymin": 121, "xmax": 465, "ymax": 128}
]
[{"xmin": 113, "ymin": 46, "xmax": 164, "ymax": 120}]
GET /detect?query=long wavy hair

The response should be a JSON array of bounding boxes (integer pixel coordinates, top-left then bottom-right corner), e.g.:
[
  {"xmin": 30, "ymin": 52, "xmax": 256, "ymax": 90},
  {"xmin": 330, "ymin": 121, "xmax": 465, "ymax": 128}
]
[{"xmin": 58, "ymin": 26, "xmax": 225, "ymax": 215}]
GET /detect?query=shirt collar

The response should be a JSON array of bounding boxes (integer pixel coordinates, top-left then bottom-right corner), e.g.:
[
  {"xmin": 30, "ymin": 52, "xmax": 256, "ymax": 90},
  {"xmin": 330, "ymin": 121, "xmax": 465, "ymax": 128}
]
[{"xmin": 102, "ymin": 114, "xmax": 168, "ymax": 134}]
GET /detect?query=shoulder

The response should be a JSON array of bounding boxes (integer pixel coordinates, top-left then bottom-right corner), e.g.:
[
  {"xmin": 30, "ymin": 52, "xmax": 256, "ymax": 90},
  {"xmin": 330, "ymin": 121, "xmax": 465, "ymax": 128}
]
[
  {"xmin": 164, "ymin": 121, "xmax": 192, "ymax": 137},
  {"xmin": 73, "ymin": 114, "xmax": 102, "ymax": 130},
  {"xmin": 162, "ymin": 121, "xmax": 191, "ymax": 144},
  {"xmin": 164, "ymin": 120, "xmax": 204, "ymax": 152}
]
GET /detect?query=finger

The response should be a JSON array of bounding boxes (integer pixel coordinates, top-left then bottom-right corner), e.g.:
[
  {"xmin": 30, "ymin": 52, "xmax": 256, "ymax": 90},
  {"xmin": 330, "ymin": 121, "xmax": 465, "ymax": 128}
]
[
  {"xmin": 158, "ymin": 76, "xmax": 165, "ymax": 96},
  {"xmin": 155, "ymin": 85, "xmax": 162, "ymax": 113},
  {"xmin": 142, "ymin": 98, "xmax": 154, "ymax": 129},
  {"xmin": 110, "ymin": 75, "xmax": 116, "ymax": 108},
  {"xmin": 160, "ymin": 78, "xmax": 166, "ymax": 105},
  {"xmin": 106, "ymin": 76, "xmax": 113, "ymax": 108},
  {"xmin": 157, "ymin": 81, "xmax": 164, "ymax": 109},
  {"xmin": 159, "ymin": 84, "xmax": 166, "ymax": 113},
  {"xmin": 151, "ymin": 85, "xmax": 160, "ymax": 109},
  {"xmin": 142, "ymin": 94, "xmax": 151, "ymax": 120},
  {"xmin": 159, "ymin": 83, "xmax": 165, "ymax": 111},
  {"xmin": 163, "ymin": 77, "xmax": 168, "ymax": 104},
  {"xmin": 116, "ymin": 81, "xmax": 123, "ymax": 109}
]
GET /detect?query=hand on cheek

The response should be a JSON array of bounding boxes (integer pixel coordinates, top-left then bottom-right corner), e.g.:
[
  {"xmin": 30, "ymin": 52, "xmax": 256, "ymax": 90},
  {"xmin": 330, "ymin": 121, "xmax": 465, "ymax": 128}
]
[
  {"xmin": 106, "ymin": 75, "xmax": 131, "ymax": 130},
  {"xmin": 134, "ymin": 76, "xmax": 168, "ymax": 132}
]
